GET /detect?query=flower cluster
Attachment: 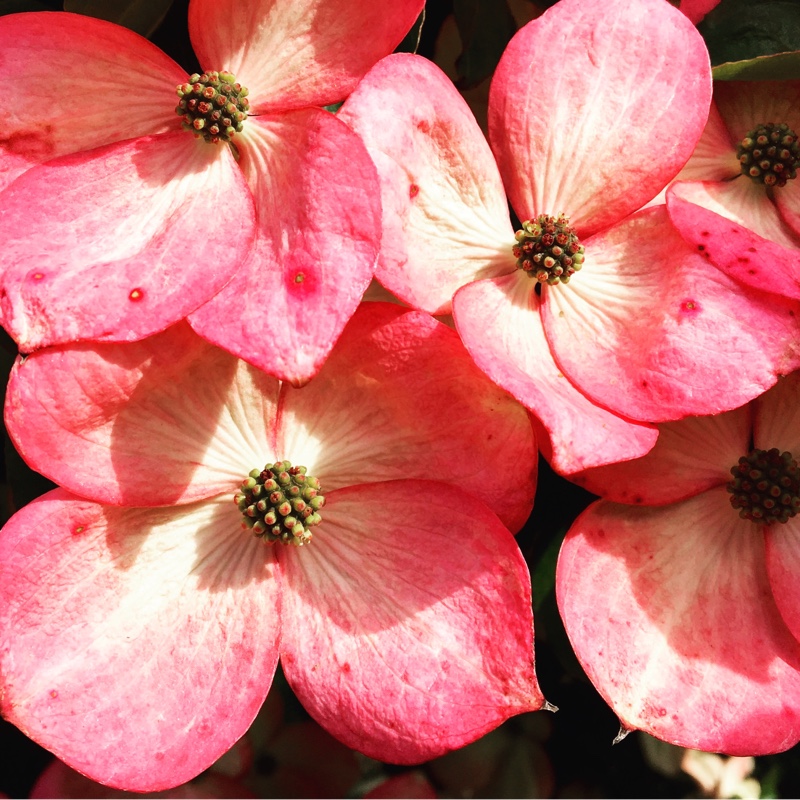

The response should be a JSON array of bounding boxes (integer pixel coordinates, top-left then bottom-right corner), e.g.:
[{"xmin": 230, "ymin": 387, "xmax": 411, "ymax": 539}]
[{"xmin": 0, "ymin": 0, "xmax": 799, "ymax": 791}]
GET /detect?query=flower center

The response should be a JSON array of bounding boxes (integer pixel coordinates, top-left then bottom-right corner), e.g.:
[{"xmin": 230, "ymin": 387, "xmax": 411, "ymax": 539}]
[
  {"xmin": 175, "ymin": 71, "xmax": 250, "ymax": 144},
  {"xmin": 737, "ymin": 122, "xmax": 800, "ymax": 188},
  {"xmin": 235, "ymin": 460, "xmax": 325, "ymax": 546},
  {"xmin": 726, "ymin": 447, "xmax": 800, "ymax": 524},
  {"xmin": 512, "ymin": 215, "xmax": 585, "ymax": 285}
]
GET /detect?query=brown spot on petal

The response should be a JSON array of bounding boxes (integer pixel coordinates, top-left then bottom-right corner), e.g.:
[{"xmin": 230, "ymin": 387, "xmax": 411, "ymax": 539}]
[
  {"xmin": 49, "ymin": 690, "xmax": 58, "ymax": 699},
  {"xmin": 32, "ymin": 273, "xmax": 44, "ymax": 281},
  {"xmin": 73, "ymin": 526, "xmax": 84, "ymax": 535},
  {"xmin": 0, "ymin": 125, "xmax": 55, "ymax": 159},
  {"xmin": 697, "ymin": 244, "xmax": 705, "ymax": 251},
  {"xmin": 409, "ymin": 183, "xmax": 420, "ymax": 199},
  {"xmin": 129, "ymin": 288, "xmax": 144, "ymax": 302},
  {"xmin": 681, "ymin": 299, "xmax": 700, "ymax": 313}
]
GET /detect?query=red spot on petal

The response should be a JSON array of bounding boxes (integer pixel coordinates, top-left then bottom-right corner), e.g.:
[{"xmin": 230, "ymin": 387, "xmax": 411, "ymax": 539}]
[
  {"xmin": 129, "ymin": 288, "xmax": 144, "ymax": 301},
  {"xmin": 32, "ymin": 273, "xmax": 44, "ymax": 281},
  {"xmin": 0, "ymin": 125, "xmax": 55, "ymax": 159},
  {"xmin": 632, "ymin": 495, "xmax": 643, "ymax": 504},
  {"xmin": 748, "ymin": 246, "xmax": 757, "ymax": 253},
  {"xmin": 697, "ymin": 244, "xmax": 705, "ymax": 251},
  {"xmin": 737, "ymin": 256, "xmax": 750, "ymax": 264},
  {"xmin": 700, "ymin": 230, "xmax": 710, "ymax": 237},
  {"xmin": 681, "ymin": 299, "xmax": 700, "ymax": 313},
  {"xmin": 49, "ymin": 690, "xmax": 58, "ymax": 699},
  {"xmin": 409, "ymin": 183, "xmax": 420, "ymax": 199},
  {"xmin": 342, "ymin": 662, "xmax": 351, "ymax": 673}
]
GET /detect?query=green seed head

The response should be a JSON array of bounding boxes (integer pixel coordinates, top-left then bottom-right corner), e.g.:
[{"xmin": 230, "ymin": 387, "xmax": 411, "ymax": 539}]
[
  {"xmin": 235, "ymin": 460, "xmax": 325, "ymax": 546},
  {"xmin": 512, "ymin": 214, "xmax": 585, "ymax": 285},
  {"xmin": 737, "ymin": 122, "xmax": 800, "ymax": 188},
  {"xmin": 176, "ymin": 71, "xmax": 250, "ymax": 144},
  {"xmin": 726, "ymin": 447, "xmax": 800, "ymax": 525}
]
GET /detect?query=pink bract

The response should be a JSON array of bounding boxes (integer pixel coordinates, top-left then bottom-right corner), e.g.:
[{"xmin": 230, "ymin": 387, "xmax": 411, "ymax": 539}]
[
  {"xmin": 666, "ymin": 81, "xmax": 800, "ymax": 299},
  {"xmin": 340, "ymin": 0, "xmax": 800, "ymax": 473},
  {"xmin": 0, "ymin": 0, "xmax": 424, "ymax": 383},
  {"xmin": 557, "ymin": 371, "xmax": 800, "ymax": 754},
  {"xmin": 0, "ymin": 302, "xmax": 543, "ymax": 791}
]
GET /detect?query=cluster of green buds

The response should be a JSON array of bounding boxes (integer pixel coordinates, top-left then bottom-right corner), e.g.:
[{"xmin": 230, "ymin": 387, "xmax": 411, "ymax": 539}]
[
  {"xmin": 727, "ymin": 447, "xmax": 800, "ymax": 524},
  {"xmin": 235, "ymin": 460, "xmax": 325, "ymax": 547},
  {"xmin": 737, "ymin": 122, "xmax": 800, "ymax": 188},
  {"xmin": 513, "ymin": 214, "xmax": 585, "ymax": 285},
  {"xmin": 176, "ymin": 71, "xmax": 250, "ymax": 144}
]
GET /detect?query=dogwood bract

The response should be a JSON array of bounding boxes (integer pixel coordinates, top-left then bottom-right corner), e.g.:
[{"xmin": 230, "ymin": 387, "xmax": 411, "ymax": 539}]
[
  {"xmin": 0, "ymin": 0, "xmax": 422, "ymax": 383},
  {"xmin": 340, "ymin": 0, "xmax": 800, "ymax": 473},
  {"xmin": 666, "ymin": 81, "xmax": 800, "ymax": 300},
  {"xmin": 558, "ymin": 372, "xmax": 800, "ymax": 754},
  {"xmin": 0, "ymin": 302, "xmax": 543, "ymax": 791}
]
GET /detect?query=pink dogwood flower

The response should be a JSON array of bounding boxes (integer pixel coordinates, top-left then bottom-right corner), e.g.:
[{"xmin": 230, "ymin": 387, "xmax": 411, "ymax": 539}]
[
  {"xmin": 558, "ymin": 371, "xmax": 800, "ymax": 755},
  {"xmin": 0, "ymin": 0, "xmax": 423, "ymax": 383},
  {"xmin": 666, "ymin": 81, "xmax": 800, "ymax": 300},
  {"xmin": 0, "ymin": 302, "xmax": 543, "ymax": 791},
  {"xmin": 340, "ymin": 0, "xmax": 800, "ymax": 474}
]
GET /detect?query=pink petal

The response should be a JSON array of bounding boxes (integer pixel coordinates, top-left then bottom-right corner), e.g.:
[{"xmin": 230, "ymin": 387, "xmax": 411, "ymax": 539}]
[
  {"xmin": 713, "ymin": 81, "xmax": 800, "ymax": 149},
  {"xmin": 765, "ymin": 520, "xmax": 800, "ymax": 646},
  {"xmin": 0, "ymin": 490, "xmax": 282, "ymax": 791},
  {"xmin": 189, "ymin": 110, "xmax": 379, "ymax": 385},
  {"xmin": 573, "ymin": 405, "xmax": 750, "ymax": 504},
  {"xmin": 5, "ymin": 324, "xmax": 280, "ymax": 507},
  {"xmin": 277, "ymin": 302, "xmax": 537, "ymax": 533},
  {"xmin": 339, "ymin": 54, "xmax": 515, "ymax": 315},
  {"xmin": 0, "ymin": 132, "xmax": 255, "ymax": 351},
  {"xmin": 0, "ymin": 12, "xmax": 185, "ymax": 192},
  {"xmin": 680, "ymin": 0, "xmax": 721, "ymax": 24},
  {"xmin": 453, "ymin": 273, "xmax": 658, "ymax": 475},
  {"xmin": 754, "ymin": 371, "xmax": 800, "ymax": 455},
  {"xmin": 558, "ymin": 492, "xmax": 800, "ymax": 755},
  {"xmin": 279, "ymin": 480, "xmax": 543, "ymax": 763},
  {"xmin": 774, "ymin": 179, "xmax": 800, "ymax": 239},
  {"xmin": 667, "ymin": 180, "xmax": 800, "ymax": 298},
  {"xmin": 488, "ymin": 0, "xmax": 711, "ymax": 237},
  {"xmin": 189, "ymin": 0, "xmax": 424, "ymax": 112},
  {"xmin": 542, "ymin": 206, "xmax": 800, "ymax": 422}
]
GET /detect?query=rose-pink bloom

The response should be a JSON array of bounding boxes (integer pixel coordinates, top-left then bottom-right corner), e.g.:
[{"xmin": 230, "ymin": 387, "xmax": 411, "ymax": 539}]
[
  {"xmin": 666, "ymin": 81, "xmax": 800, "ymax": 300},
  {"xmin": 0, "ymin": 0, "xmax": 423, "ymax": 383},
  {"xmin": 340, "ymin": 0, "xmax": 800, "ymax": 474},
  {"xmin": 557, "ymin": 371, "xmax": 800, "ymax": 755},
  {"xmin": 0, "ymin": 302, "xmax": 543, "ymax": 791}
]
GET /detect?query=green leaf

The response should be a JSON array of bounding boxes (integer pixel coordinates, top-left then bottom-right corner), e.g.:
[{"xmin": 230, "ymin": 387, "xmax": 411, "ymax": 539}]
[
  {"xmin": 699, "ymin": 0, "xmax": 800, "ymax": 66},
  {"xmin": 712, "ymin": 49, "xmax": 800, "ymax": 80},
  {"xmin": 453, "ymin": 0, "xmax": 516, "ymax": 90},
  {"xmin": 63, "ymin": 0, "xmax": 174, "ymax": 37}
]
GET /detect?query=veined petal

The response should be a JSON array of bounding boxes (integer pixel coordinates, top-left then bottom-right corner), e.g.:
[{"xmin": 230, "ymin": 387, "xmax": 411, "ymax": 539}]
[
  {"xmin": 667, "ymin": 180, "xmax": 800, "ymax": 298},
  {"xmin": 453, "ymin": 273, "xmax": 658, "ymax": 476},
  {"xmin": 0, "ymin": 12, "xmax": 184, "ymax": 192},
  {"xmin": 339, "ymin": 54, "xmax": 515, "ymax": 315},
  {"xmin": 713, "ymin": 81, "xmax": 800, "ymax": 147},
  {"xmin": 558, "ymin": 493, "xmax": 800, "ymax": 755},
  {"xmin": 5, "ymin": 325, "xmax": 280, "ymax": 506},
  {"xmin": 754, "ymin": 371, "xmax": 800, "ymax": 455},
  {"xmin": 765, "ymin": 520, "xmax": 800, "ymax": 646},
  {"xmin": 189, "ymin": 110, "xmax": 379, "ymax": 385},
  {"xmin": 774, "ymin": 180, "xmax": 800, "ymax": 239},
  {"xmin": 543, "ymin": 207, "xmax": 800, "ymax": 421},
  {"xmin": 279, "ymin": 481, "xmax": 543, "ymax": 763},
  {"xmin": 278, "ymin": 302, "xmax": 536, "ymax": 534},
  {"xmin": 0, "ymin": 490, "xmax": 281, "ymax": 791},
  {"xmin": 0, "ymin": 132, "xmax": 255, "ymax": 351},
  {"xmin": 488, "ymin": 0, "xmax": 711, "ymax": 237},
  {"xmin": 189, "ymin": 0, "xmax": 423, "ymax": 112},
  {"xmin": 573, "ymin": 405, "xmax": 750, "ymax": 505}
]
